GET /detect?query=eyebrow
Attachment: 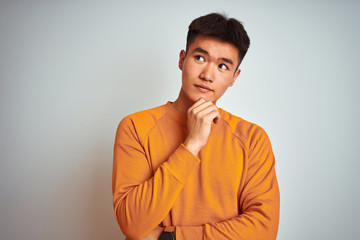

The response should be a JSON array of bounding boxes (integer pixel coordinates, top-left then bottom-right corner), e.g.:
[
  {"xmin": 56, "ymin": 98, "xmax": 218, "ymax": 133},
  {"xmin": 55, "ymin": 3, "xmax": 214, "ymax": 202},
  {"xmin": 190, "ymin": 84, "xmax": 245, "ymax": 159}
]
[{"xmin": 192, "ymin": 47, "xmax": 234, "ymax": 66}]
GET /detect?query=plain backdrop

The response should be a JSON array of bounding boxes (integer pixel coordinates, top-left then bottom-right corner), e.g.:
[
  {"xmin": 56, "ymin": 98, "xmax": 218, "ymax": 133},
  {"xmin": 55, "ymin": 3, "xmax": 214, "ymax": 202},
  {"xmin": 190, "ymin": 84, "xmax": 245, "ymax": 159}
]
[{"xmin": 1, "ymin": 0, "xmax": 359, "ymax": 239}]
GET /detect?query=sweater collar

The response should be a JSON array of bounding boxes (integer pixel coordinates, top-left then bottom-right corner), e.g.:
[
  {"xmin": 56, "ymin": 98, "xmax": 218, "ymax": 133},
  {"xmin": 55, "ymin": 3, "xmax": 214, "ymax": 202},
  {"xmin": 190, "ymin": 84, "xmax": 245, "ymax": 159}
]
[
  {"xmin": 163, "ymin": 101, "xmax": 186, "ymax": 125},
  {"xmin": 163, "ymin": 101, "xmax": 223, "ymax": 125}
]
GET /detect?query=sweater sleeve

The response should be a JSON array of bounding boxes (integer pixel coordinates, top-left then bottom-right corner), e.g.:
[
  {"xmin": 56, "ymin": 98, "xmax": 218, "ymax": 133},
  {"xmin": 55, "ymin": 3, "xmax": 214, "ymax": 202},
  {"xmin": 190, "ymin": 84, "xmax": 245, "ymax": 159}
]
[
  {"xmin": 112, "ymin": 116, "xmax": 200, "ymax": 240},
  {"xmin": 175, "ymin": 129, "xmax": 280, "ymax": 240}
]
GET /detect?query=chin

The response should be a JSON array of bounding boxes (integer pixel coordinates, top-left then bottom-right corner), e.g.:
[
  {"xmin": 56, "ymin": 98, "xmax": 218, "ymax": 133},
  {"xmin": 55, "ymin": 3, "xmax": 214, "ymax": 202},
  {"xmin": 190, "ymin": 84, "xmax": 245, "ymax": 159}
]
[
  {"xmin": 182, "ymin": 88, "xmax": 216, "ymax": 104},
  {"xmin": 190, "ymin": 92, "xmax": 212, "ymax": 101},
  {"xmin": 191, "ymin": 95, "xmax": 210, "ymax": 103}
]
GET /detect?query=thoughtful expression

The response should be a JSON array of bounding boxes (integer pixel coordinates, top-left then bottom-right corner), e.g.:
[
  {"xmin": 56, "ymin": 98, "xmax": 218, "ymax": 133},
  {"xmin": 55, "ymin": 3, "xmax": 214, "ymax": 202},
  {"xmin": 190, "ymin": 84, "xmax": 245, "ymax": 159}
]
[{"xmin": 179, "ymin": 35, "xmax": 241, "ymax": 104}]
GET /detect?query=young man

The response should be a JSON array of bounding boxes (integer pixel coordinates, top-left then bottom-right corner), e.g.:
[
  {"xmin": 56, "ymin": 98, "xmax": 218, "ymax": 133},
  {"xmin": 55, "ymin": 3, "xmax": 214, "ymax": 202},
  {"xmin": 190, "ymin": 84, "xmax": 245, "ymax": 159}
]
[{"xmin": 112, "ymin": 13, "xmax": 280, "ymax": 240}]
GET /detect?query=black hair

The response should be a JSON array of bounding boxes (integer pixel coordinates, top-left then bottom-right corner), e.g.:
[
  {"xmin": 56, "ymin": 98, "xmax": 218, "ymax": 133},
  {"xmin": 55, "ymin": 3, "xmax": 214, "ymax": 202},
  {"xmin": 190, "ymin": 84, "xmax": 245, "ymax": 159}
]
[{"xmin": 186, "ymin": 13, "xmax": 250, "ymax": 68}]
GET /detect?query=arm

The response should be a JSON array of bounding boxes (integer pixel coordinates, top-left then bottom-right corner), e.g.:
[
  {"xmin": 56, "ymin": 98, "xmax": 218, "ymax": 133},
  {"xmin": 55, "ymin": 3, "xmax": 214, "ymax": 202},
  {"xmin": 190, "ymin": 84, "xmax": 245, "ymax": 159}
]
[
  {"xmin": 124, "ymin": 226, "xmax": 164, "ymax": 240},
  {"xmin": 175, "ymin": 128, "xmax": 280, "ymax": 239},
  {"xmin": 112, "ymin": 116, "xmax": 200, "ymax": 240}
]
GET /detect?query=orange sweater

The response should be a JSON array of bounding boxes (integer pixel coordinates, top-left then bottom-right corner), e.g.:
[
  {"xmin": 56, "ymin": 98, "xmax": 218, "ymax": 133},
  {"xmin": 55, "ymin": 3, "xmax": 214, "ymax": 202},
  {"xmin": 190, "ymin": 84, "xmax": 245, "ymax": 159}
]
[{"xmin": 112, "ymin": 102, "xmax": 280, "ymax": 240}]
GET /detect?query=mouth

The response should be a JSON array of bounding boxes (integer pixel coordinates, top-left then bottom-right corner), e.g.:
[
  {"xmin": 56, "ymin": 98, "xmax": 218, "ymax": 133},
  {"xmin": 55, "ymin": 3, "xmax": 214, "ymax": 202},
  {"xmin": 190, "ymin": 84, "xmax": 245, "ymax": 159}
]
[{"xmin": 195, "ymin": 84, "xmax": 213, "ymax": 92}]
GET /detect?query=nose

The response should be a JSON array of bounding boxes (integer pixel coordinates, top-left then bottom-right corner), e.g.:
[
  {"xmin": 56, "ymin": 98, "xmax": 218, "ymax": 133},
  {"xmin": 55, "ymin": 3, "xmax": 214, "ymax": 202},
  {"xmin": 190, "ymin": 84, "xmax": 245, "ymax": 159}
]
[{"xmin": 200, "ymin": 64, "xmax": 215, "ymax": 82}]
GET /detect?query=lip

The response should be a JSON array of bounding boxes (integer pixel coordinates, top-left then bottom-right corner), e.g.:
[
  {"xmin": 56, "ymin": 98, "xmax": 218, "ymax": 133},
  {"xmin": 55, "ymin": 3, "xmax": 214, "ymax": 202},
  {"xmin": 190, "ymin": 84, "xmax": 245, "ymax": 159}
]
[{"xmin": 195, "ymin": 84, "xmax": 213, "ymax": 92}]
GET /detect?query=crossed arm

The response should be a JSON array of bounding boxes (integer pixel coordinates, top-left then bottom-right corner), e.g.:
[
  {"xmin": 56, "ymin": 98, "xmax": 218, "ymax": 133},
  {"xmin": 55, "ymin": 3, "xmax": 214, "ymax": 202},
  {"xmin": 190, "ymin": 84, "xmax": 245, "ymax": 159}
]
[{"xmin": 113, "ymin": 100, "xmax": 280, "ymax": 240}]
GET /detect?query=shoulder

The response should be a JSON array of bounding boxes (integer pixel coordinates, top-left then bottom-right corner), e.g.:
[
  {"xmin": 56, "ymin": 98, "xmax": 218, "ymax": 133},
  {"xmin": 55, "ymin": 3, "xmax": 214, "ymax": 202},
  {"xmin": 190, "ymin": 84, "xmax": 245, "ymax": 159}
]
[
  {"xmin": 116, "ymin": 104, "xmax": 168, "ymax": 141},
  {"xmin": 124, "ymin": 105, "xmax": 167, "ymax": 125},
  {"xmin": 219, "ymin": 108, "xmax": 271, "ymax": 152}
]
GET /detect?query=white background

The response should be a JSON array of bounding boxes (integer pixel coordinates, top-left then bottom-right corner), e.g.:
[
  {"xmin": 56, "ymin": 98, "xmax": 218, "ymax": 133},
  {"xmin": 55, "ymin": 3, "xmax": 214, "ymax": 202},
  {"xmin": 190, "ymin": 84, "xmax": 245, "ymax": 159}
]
[{"xmin": 1, "ymin": 0, "xmax": 359, "ymax": 239}]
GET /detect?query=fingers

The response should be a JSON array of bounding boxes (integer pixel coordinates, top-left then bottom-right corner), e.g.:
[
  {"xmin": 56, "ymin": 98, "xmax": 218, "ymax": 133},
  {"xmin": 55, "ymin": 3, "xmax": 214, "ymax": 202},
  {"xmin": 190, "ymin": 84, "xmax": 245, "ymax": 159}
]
[
  {"xmin": 188, "ymin": 98, "xmax": 207, "ymax": 112},
  {"xmin": 188, "ymin": 99, "xmax": 220, "ymax": 124}
]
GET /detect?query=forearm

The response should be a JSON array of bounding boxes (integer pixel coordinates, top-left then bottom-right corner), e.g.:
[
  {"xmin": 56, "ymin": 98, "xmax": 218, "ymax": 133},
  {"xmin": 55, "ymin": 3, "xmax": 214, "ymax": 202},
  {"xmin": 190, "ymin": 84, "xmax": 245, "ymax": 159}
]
[
  {"xmin": 176, "ymin": 209, "xmax": 279, "ymax": 240},
  {"xmin": 113, "ymin": 144, "xmax": 200, "ymax": 239},
  {"xmin": 176, "ymin": 179, "xmax": 280, "ymax": 240}
]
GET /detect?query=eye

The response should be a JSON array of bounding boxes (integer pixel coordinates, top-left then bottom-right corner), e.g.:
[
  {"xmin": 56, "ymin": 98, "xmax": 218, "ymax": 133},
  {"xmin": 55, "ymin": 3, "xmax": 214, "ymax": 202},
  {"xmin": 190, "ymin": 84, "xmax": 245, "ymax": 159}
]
[
  {"xmin": 219, "ymin": 63, "xmax": 228, "ymax": 70},
  {"xmin": 195, "ymin": 55, "xmax": 205, "ymax": 62}
]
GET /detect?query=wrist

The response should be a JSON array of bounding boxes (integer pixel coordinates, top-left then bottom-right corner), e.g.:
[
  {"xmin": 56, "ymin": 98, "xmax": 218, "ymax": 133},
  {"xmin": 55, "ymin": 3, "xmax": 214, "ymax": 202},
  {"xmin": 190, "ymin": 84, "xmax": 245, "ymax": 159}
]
[{"xmin": 183, "ymin": 138, "xmax": 202, "ymax": 156}]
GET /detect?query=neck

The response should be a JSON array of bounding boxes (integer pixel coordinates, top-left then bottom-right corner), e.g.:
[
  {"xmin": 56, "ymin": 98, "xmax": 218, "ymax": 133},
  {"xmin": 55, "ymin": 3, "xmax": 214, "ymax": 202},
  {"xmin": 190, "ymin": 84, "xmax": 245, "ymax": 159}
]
[{"xmin": 172, "ymin": 88, "xmax": 194, "ymax": 114}]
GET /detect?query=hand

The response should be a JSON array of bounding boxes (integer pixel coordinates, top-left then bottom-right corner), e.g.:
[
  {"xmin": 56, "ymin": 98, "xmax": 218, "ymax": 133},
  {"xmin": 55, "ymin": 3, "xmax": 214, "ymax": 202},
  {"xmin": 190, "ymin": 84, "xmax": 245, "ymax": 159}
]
[
  {"xmin": 131, "ymin": 226, "xmax": 163, "ymax": 240},
  {"xmin": 184, "ymin": 99, "xmax": 220, "ymax": 155}
]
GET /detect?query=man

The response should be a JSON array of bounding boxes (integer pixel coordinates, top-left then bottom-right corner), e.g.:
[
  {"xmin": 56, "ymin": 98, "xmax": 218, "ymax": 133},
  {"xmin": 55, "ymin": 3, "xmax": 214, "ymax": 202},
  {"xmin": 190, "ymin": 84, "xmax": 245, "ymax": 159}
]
[{"xmin": 113, "ymin": 13, "xmax": 280, "ymax": 240}]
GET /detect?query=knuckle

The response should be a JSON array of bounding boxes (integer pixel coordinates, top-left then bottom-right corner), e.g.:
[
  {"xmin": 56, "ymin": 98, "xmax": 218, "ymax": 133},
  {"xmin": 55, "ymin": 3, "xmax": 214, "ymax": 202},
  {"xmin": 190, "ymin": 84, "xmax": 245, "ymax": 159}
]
[
  {"xmin": 188, "ymin": 108, "xmax": 195, "ymax": 115},
  {"xmin": 200, "ymin": 117, "xmax": 207, "ymax": 123},
  {"xmin": 203, "ymin": 114, "xmax": 212, "ymax": 122}
]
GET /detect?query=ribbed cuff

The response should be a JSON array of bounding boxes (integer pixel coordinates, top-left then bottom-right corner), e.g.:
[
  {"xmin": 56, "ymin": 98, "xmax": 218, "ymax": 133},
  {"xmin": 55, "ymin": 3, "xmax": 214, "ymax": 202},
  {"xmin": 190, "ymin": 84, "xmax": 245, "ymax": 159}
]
[{"xmin": 163, "ymin": 144, "xmax": 200, "ymax": 185}]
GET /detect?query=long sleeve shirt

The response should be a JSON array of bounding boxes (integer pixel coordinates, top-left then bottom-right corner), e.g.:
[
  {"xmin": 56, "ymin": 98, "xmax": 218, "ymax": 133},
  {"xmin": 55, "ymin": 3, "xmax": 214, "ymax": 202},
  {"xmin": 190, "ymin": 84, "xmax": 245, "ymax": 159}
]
[{"xmin": 112, "ymin": 101, "xmax": 280, "ymax": 240}]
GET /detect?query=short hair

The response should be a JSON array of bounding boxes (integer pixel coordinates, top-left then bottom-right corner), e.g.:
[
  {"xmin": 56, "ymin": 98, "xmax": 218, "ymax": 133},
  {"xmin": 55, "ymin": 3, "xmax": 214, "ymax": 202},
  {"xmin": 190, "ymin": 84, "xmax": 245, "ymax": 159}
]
[{"xmin": 186, "ymin": 13, "xmax": 250, "ymax": 68}]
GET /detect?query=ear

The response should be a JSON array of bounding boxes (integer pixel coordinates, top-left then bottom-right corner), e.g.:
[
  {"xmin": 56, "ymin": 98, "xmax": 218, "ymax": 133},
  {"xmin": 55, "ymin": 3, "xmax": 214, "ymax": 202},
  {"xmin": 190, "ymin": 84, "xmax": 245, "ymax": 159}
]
[
  {"xmin": 178, "ymin": 50, "xmax": 186, "ymax": 70},
  {"xmin": 229, "ymin": 68, "xmax": 241, "ymax": 87}
]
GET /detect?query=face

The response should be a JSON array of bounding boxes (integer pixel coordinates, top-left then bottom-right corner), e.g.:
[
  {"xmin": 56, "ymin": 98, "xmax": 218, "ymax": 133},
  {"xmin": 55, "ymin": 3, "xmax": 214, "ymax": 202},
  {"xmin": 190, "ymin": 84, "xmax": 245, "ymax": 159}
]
[{"xmin": 178, "ymin": 35, "xmax": 241, "ymax": 106}]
